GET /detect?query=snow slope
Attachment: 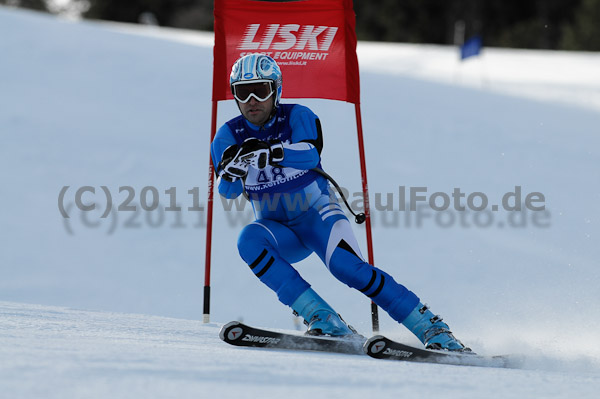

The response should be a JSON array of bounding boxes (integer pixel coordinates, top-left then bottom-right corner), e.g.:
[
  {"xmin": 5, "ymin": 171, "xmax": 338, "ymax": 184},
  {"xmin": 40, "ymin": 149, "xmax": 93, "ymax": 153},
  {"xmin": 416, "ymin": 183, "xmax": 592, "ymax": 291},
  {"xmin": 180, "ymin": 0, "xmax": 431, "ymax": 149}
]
[
  {"xmin": 1, "ymin": 7, "xmax": 600, "ymax": 397},
  {"xmin": 1, "ymin": 301, "xmax": 598, "ymax": 399}
]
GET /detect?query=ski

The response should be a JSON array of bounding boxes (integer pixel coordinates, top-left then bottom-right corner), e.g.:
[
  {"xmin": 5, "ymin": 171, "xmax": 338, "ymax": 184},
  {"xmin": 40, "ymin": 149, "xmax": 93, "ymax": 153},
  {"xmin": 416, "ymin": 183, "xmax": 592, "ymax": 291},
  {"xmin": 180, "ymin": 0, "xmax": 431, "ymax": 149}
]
[
  {"xmin": 364, "ymin": 335, "xmax": 518, "ymax": 368},
  {"xmin": 219, "ymin": 321, "xmax": 366, "ymax": 355}
]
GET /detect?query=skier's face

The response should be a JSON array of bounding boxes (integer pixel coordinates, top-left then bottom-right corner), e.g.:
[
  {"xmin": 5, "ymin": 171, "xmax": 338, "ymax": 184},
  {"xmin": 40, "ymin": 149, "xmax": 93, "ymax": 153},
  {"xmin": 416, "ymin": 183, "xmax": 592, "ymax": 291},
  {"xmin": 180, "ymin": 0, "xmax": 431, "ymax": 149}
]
[{"xmin": 238, "ymin": 95, "xmax": 274, "ymax": 127}]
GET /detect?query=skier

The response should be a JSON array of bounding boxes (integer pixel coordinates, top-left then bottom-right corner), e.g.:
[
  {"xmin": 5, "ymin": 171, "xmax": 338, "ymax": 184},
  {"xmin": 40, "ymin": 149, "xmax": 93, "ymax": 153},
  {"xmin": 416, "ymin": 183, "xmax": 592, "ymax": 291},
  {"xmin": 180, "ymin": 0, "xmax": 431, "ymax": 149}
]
[{"xmin": 211, "ymin": 54, "xmax": 470, "ymax": 352}]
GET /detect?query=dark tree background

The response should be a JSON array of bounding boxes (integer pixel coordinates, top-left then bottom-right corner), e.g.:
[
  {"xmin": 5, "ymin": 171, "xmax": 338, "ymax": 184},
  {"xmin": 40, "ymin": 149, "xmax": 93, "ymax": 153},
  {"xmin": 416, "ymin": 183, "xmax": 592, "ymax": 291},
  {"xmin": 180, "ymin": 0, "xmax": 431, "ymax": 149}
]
[
  {"xmin": 352, "ymin": 0, "xmax": 592, "ymax": 50},
  {"xmin": 83, "ymin": 0, "xmax": 214, "ymax": 30},
  {"xmin": 0, "ymin": 0, "xmax": 48, "ymax": 12},
  {"xmin": 3, "ymin": 0, "xmax": 600, "ymax": 51}
]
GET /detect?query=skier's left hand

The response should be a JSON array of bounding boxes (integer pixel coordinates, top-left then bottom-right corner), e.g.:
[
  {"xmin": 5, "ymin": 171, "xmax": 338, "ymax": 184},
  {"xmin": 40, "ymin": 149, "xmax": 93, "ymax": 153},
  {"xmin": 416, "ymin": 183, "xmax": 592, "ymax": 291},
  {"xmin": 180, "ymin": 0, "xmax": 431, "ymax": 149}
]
[{"xmin": 238, "ymin": 138, "xmax": 284, "ymax": 169}]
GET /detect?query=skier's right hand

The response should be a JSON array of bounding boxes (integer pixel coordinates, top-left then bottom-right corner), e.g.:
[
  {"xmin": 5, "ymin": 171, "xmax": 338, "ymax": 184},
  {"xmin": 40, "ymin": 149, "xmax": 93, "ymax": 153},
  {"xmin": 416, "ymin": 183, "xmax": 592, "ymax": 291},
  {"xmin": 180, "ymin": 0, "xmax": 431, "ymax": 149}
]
[
  {"xmin": 216, "ymin": 144, "xmax": 248, "ymax": 180},
  {"xmin": 217, "ymin": 137, "xmax": 281, "ymax": 181}
]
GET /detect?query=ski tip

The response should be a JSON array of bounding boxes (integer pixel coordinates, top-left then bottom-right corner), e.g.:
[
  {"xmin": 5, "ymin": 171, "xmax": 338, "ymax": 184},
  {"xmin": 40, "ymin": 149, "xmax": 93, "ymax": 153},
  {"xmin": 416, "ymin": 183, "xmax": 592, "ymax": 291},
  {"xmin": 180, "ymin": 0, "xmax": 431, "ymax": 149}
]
[
  {"xmin": 219, "ymin": 320, "xmax": 243, "ymax": 342},
  {"xmin": 366, "ymin": 335, "xmax": 386, "ymax": 342},
  {"xmin": 363, "ymin": 335, "xmax": 389, "ymax": 356}
]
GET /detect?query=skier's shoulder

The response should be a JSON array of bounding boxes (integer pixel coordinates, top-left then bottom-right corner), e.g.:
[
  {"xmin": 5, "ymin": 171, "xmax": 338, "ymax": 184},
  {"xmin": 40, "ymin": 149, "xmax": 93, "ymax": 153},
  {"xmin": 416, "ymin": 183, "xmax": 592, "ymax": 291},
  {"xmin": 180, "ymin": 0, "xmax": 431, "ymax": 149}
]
[
  {"xmin": 216, "ymin": 114, "xmax": 245, "ymax": 141},
  {"xmin": 223, "ymin": 113, "xmax": 245, "ymax": 130},
  {"xmin": 283, "ymin": 103, "xmax": 318, "ymax": 121},
  {"xmin": 213, "ymin": 118, "xmax": 240, "ymax": 154},
  {"xmin": 214, "ymin": 122, "xmax": 233, "ymax": 141}
]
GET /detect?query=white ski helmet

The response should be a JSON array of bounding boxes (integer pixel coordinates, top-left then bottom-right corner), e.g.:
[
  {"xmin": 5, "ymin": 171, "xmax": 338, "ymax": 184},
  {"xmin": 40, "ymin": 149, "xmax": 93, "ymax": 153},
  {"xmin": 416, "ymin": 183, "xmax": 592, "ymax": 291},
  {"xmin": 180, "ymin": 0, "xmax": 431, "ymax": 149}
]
[{"xmin": 230, "ymin": 54, "xmax": 283, "ymax": 107}]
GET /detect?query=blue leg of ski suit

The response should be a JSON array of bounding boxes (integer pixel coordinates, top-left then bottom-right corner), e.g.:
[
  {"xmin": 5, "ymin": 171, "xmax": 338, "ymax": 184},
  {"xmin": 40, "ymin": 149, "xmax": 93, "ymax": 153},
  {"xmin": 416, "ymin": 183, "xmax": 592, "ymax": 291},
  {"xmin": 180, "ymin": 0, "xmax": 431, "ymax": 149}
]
[{"xmin": 237, "ymin": 191, "xmax": 420, "ymax": 324}]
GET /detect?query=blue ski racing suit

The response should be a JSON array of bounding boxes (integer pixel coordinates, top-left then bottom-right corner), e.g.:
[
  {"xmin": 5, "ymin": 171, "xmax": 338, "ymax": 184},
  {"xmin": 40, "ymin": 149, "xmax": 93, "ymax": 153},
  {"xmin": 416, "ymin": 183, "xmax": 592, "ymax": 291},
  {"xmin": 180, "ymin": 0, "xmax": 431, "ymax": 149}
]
[{"xmin": 211, "ymin": 103, "xmax": 420, "ymax": 325}]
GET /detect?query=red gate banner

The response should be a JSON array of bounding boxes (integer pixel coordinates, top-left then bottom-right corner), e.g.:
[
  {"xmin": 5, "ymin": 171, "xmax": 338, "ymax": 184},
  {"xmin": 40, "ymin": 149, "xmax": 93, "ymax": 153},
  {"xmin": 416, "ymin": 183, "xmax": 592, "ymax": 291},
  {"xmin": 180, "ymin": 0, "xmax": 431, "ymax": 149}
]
[{"xmin": 213, "ymin": 0, "xmax": 360, "ymax": 104}]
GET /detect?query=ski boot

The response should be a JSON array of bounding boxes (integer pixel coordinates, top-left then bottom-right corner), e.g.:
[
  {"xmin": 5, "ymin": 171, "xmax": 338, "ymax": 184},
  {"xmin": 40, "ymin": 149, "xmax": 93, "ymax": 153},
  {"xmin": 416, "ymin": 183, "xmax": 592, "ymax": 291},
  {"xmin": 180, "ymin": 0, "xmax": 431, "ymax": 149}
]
[
  {"xmin": 402, "ymin": 303, "xmax": 472, "ymax": 353},
  {"xmin": 291, "ymin": 288, "xmax": 357, "ymax": 337}
]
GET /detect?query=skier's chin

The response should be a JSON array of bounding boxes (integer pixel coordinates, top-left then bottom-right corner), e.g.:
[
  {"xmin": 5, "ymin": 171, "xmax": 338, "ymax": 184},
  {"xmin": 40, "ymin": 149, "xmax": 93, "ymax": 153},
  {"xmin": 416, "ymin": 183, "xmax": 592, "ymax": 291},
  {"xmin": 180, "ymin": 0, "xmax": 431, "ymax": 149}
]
[{"xmin": 245, "ymin": 110, "xmax": 267, "ymax": 125}]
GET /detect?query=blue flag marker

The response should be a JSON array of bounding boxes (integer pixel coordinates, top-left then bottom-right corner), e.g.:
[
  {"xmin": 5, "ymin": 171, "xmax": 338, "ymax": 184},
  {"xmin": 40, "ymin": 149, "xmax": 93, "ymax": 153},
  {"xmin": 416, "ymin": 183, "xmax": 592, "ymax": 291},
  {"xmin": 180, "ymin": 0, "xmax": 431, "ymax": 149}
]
[{"xmin": 460, "ymin": 35, "xmax": 482, "ymax": 60}]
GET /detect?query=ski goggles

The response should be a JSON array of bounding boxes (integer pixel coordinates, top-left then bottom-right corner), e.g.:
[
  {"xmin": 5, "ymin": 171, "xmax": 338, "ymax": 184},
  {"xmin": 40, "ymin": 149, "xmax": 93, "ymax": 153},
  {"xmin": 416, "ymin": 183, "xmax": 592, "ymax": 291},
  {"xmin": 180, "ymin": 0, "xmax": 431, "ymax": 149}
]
[{"xmin": 232, "ymin": 80, "xmax": 274, "ymax": 103}]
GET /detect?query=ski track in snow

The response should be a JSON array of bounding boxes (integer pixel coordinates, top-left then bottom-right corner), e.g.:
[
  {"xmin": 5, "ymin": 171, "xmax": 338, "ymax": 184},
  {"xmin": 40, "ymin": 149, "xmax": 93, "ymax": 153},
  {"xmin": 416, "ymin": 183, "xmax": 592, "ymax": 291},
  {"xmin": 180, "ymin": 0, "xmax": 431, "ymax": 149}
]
[{"xmin": 1, "ymin": 302, "xmax": 599, "ymax": 399}]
